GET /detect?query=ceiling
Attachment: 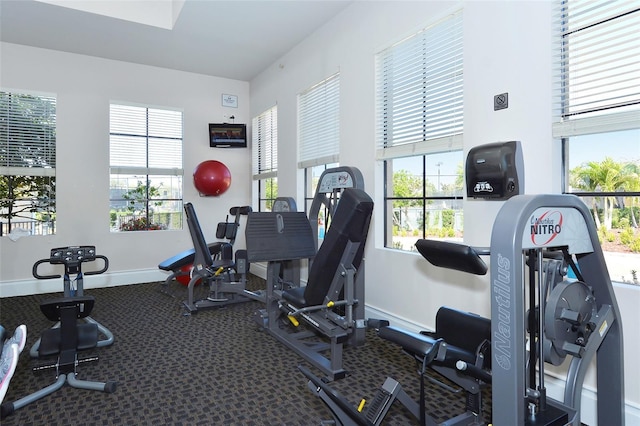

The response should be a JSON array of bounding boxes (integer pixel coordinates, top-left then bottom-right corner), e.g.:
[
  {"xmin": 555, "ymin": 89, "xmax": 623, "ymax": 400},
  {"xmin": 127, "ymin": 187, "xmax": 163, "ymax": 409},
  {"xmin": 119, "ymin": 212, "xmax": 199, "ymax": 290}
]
[{"xmin": 0, "ymin": 0, "xmax": 353, "ymax": 81}]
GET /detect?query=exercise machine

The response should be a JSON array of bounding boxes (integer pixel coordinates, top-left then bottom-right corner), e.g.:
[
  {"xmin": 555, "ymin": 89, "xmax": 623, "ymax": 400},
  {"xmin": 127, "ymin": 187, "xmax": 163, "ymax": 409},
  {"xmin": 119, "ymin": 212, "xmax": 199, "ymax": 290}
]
[
  {"xmin": 303, "ymin": 194, "xmax": 625, "ymax": 425},
  {"xmin": 487, "ymin": 194, "xmax": 624, "ymax": 425},
  {"xmin": 181, "ymin": 203, "xmax": 262, "ymax": 314},
  {"xmin": 30, "ymin": 246, "xmax": 113, "ymax": 357},
  {"xmin": 0, "ymin": 296, "xmax": 117, "ymax": 419},
  {"xmin": 158, "ymin": 204, "xmax": 249, "ymax": 293},
  {"xmin": 300, "ymin": 242, "xmax": 491, "ymax": 425},
  {"xmin": 249, "ymin": 181, "xmax": 373, "ymax": 381},
  {"xmin": 1, "ymin": 247, "xmax": 116, "ymax": 419}
]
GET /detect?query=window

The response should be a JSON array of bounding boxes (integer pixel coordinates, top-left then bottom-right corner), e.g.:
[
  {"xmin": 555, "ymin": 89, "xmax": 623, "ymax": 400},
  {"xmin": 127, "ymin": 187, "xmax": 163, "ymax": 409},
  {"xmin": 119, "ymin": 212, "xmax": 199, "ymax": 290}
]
[
  {"xmin": 376, "ymin": 10, "xmax": 464, "ymax": 251},
  {"xmin": 305, "ymin": 163, "xmax": 339, "ymax": 240},
  {"xmin": 298, "ymin": 73, "xmax": 340, "ymax": 232},
  {"xmin": 252, "ymin": 105, "xmax": 278, "ymax": 211},
  {"xmin": 109, "ymin": 104, "xmax": 183, "ymax": 232},
  {"xmin": 0, "ymin": 91, "xmax": 56, "ymax": 237},
  {"xmin": 298, "ymin": 73, "xmax": 340, "ymax": 169},
  {"xmin": 553, "ymin": 1, "xmax": 640, "ymax": 284}
]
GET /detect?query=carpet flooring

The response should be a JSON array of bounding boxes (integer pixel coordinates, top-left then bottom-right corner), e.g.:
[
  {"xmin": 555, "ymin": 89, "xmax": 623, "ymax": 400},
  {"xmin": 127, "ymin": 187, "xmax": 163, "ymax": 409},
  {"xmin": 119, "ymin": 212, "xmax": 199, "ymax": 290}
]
[{"xmin": 0, "ymin": 275, "xmax": 491, "ymax": 425}]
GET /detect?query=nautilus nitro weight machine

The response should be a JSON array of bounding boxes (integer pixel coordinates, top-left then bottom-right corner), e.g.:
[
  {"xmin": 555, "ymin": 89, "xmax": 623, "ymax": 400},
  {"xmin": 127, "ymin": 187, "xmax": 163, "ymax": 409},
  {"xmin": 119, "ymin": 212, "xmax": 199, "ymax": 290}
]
[{"xmin": 490, "ymin": 194, "xmax": 624, "ymax": 425}]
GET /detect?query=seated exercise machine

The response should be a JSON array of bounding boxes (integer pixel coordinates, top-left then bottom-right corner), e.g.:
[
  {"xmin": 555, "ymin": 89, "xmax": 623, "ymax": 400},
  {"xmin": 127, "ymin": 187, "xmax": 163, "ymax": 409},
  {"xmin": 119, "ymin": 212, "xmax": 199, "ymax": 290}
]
[
  {"xmin": 158, "ymin": 204, "xmax": 250, "ymax": 294},
  {"xmin": 181, "ymin": 203, "xmax": 262, "ymax": 314},
  {"xmin": 1, "ymin": 246, "xmax": 116, "ymax": 419},
  {"xmin": 300, "ymin": 242, "xmax": 492, "ymax": 426},
  {"xmin": 249, "ymin": 170, "xmax": 373, "ymax": 381},
  {"xmin": 29, "ymin": 246, "xmax": 113, "ymax": 357},
  {"xmin": 303, "ymin": 194, "xmax": 625, "ymax": 425}
]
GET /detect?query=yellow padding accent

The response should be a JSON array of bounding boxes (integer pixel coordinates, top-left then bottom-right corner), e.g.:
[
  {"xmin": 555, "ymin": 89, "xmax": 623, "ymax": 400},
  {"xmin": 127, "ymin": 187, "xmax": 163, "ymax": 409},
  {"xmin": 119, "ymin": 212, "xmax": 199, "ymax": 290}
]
[
  {"xmin": 326, "ymin": 301, "xmax": 335, "ymax": 308},
  {"xmin": 357, "ymin": 399, "xmax": 366, "ymax": 412},
  {"xmin": 287, "ymin": 315, "xmax": 299, "ymax": 327},
  {"xmin": 214, "ymin": 266, "xmax": 225, "ymax": 276}
]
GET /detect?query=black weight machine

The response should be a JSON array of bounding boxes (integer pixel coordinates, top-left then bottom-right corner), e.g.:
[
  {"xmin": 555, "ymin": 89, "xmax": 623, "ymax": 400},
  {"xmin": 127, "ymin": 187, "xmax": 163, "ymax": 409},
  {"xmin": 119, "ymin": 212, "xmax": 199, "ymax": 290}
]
[
  {"xmin": 249, "ymin": 167, "xmax": 373, "ymax": 381},
  {"xmin": 29, "ymin": 246, "xmax": 113, "ymax": 357},
  {"xmin": 300, "ymin": 240, "xmax": 492, "ymax": 426},
  {"xmin": 180, "ymin": 203, "xmax": 262, "ymax": 314},
  {"xmin": 1, "ymin": 246, "xmax": 116, "ymax": 420},
  {"xmin": 158, "ymin": 204, "xmax": 251, "ymax": 297}
]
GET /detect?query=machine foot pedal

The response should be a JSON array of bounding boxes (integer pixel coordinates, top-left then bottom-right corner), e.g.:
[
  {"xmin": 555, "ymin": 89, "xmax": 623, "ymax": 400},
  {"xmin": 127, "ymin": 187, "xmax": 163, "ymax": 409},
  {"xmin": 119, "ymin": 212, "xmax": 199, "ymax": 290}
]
[{"xmin": 363, "ymin": 378, "xmax": 399, "ymax": 424}]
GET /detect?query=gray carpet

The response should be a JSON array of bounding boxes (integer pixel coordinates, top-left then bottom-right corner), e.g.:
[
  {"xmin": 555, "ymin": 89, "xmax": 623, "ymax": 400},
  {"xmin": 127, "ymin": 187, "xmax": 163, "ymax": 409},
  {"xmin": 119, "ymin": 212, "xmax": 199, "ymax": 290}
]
[{"xmin": 0, "ymin": 275, "xmax": 490, "ymax": 425}]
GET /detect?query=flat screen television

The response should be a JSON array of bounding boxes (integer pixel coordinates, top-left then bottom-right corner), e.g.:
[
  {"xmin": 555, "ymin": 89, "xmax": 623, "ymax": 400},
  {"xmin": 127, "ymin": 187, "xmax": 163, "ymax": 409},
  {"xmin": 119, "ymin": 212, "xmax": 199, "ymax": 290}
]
[{"xmin": 209, "ymin": 123, "xmax": 247, "ymax": 148}]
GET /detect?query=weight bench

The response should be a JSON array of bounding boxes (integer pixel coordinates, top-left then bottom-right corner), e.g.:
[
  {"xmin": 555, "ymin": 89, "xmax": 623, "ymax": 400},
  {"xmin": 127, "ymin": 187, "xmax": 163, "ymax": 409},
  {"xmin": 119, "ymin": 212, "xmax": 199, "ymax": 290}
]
[{"xmin": 250, "ymin": 187, "xmax": 374, "ymax": 381}]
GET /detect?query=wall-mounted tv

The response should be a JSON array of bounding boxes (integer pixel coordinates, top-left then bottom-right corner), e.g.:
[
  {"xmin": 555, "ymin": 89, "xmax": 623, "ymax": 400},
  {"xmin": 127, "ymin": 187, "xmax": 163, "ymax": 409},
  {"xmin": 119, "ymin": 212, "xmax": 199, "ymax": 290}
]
[{"xmin": 209, "ymin": 123, "xmax": 247, "ymax": 148}]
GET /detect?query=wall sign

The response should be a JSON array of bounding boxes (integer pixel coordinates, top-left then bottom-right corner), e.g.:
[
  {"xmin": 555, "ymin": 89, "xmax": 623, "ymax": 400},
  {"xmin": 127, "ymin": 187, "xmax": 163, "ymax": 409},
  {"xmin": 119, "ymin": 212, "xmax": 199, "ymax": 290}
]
[{"xmin": 222, "ymin": 94, "xmax": 238, "ymax": 108}]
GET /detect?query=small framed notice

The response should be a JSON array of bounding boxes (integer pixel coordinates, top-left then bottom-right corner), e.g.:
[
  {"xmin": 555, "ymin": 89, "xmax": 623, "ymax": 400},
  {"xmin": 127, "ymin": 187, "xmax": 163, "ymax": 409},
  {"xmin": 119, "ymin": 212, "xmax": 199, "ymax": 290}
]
[{"xmin": 222, "ymin": 94, "xmax": 238, "ymax": 108}]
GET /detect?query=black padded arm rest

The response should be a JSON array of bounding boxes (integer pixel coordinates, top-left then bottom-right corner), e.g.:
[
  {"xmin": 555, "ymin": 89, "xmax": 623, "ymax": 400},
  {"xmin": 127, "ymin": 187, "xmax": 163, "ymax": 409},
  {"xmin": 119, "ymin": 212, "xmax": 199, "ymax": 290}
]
[
  {"xmin": 415, "ymin": 239, "xmax": 487, "ymax": 275},
  {"xmin": 378, "ymin": 326, "xmax": 443, "ymax": 364},
  {"xmin": 298, "ymin": 365, "xmax": 375, "ymax": 426}
]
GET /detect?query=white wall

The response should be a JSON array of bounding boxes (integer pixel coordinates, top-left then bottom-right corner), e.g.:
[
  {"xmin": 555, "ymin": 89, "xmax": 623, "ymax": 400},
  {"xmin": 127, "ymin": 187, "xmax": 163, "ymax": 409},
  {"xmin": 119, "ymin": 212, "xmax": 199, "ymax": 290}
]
[
  {"xmin": 0, "ymin": 42, "xmax": 252, "ymax": 293},
  {"xmin": 250, "ymin": 0, "xmax": 557, "ymax": 331},
  {"xmin": 249, "ymin": 1, "xmax": 638, "ymax": 423}
]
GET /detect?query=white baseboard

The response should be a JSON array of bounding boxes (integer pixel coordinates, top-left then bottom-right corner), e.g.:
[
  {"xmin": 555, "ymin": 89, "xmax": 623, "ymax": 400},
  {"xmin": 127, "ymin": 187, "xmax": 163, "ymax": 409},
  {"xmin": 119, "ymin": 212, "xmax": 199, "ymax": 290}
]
[{"xmin": 0, "ymin": 268, "xmax": 167, "ymax": 298}]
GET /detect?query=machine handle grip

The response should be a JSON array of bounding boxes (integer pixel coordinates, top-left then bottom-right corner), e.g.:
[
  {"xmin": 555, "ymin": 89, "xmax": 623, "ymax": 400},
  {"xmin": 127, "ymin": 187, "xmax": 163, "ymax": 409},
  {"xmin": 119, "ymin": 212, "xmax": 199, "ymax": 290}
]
[
  {"xmin": 84, "ymin": 255, "xmax": 109, "ymax": 275},
  {"xmin": 32, "ymin": 258, "xmax": 61, "ymax": 280}
]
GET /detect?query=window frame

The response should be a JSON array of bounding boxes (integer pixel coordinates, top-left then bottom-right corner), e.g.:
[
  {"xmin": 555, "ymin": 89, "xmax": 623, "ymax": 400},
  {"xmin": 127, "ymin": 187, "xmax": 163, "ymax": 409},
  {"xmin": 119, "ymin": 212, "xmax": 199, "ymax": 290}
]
[
  {"xmin": 108, "ymin": 103, "xmax": 184, "ymax": 232},
  {"xmin": 252, "ymin": 105, "xmax": 278, "ymax": 211},
  {"xmin": 376, "ymin": 10, "xmax": 464, "ymax": 251},
  {"xmin": 0, "ymin": 90, "xmax": 57, "ymax": 237},
  {"xmin": 553, "ymin": 1, "xmax": 640, "ymax": 284}
]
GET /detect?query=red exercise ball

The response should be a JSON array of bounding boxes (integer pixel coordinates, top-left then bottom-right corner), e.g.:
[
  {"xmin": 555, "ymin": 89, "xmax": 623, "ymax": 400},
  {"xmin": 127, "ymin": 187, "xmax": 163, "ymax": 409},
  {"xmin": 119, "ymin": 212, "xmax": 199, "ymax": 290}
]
[
  {"xmin": 193, "ymin": 160, "xmax": 231, "ymax": 196},
  {"xmin": 176, "ymin": 264, "xmax": 202, "ymax": 286}
]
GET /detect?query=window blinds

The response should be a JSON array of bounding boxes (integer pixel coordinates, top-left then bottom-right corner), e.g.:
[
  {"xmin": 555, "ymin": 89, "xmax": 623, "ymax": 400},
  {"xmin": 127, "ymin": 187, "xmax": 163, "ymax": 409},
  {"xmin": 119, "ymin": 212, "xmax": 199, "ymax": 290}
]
[
  {"xmin": 553, "ymin": 1, "xmax": 640, "ymax": 136},
  {"xmin": 375, "ymin": 10, "xmax": 463, "ymax": 160},
  {"xmin": 0, "ymin": 91, "xmax": 56, "ymax": 177},
  {"xmin": 298, "ymin": 73, "xmax": 340, "ymax": 168},
  {"xmin": 252, "ymin": 105, "xmax": 278, "ymax": 179},
  {"xmin": 109, "ymin": 104, "xmax": 183, "ymax": 176}
]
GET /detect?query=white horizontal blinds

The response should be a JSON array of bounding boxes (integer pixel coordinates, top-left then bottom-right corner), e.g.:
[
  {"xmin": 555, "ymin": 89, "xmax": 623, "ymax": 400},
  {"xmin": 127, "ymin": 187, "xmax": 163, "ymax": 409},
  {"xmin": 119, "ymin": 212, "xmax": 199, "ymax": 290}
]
[
  {"xmin": 109, "ymin": 104, "xmax": 182, "ymax": 175},
  {"xmin": 557, "ymin": 1, "xmax": 640, "ymax": 120},
  {"xmin": 298, "ymin": 72, "xmax": 340, "ymax": 168},
  {"xmin": 252, "ymin": 105, "xmax": 278, "ymax": 179},
  {"xmin": 0, "ymin": 91, "xmax": 56, "ymax": 176},
  {"xmin": 376, "ymin": 10, "xmax": 463, "ymax": 160}
]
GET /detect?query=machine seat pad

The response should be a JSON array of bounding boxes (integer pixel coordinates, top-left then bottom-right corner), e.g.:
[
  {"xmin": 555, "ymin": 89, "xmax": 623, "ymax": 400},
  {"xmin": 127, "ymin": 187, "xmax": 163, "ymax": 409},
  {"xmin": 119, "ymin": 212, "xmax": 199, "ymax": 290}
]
[
  {"xmin": 39, "ymin": 323, "xmax": 99, "ymax": 357},
  {"xmin": 429, "ymin": 307, "xmax": 491, "ymax": 356},
  {"xmin": 40, "ymin": 296, "xmax": 95, "ymax": 321},
  {"xmin": 296, "ymin": 188, "xmax": 374, "ymax": 307},
  {"xmin": 282, "ymin": 286, "xmax": 307, "ymax": 307},
  {"xmin": 158, "ymin": 242, "xmax": 230, "ymax": 271},
  {"xmin": 378, "ymin": 326, "xmax": 441, "ymax": 359}
]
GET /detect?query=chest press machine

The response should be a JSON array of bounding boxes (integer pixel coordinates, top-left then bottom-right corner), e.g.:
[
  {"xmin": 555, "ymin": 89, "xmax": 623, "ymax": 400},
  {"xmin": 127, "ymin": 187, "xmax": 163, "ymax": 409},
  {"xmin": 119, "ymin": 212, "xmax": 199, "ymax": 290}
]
[
  {"xmin": 301, "ymin": 194, "xmax": 625, "ymax": 426},
  {"xmin": 248, "ymin": 167, "xmax": 373, "ymax": 382}
]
